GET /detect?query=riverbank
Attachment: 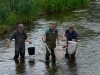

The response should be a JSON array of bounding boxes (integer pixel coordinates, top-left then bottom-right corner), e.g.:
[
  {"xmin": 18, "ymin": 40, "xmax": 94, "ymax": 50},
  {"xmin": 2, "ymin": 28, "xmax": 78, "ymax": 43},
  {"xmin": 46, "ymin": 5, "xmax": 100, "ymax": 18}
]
[{"xmin": 0, "ymin": 0, "xmax": 90, "ymax": 34}]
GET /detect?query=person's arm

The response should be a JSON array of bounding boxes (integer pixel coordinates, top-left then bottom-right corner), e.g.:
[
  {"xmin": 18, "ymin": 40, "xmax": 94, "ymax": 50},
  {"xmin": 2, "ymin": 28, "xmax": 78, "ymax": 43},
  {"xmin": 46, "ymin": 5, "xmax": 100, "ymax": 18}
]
[
  {"xmin": 6, "ymin": 31, "xmax": 16, "ymax": 48},
  {"xmin": 42, "ymin": 34, "xmax": 46, "ymax": 42},
  {"xmin": 26, "ymin": 38, "xmax": 32, "ymax": 44},
  {"xmin": 72, "ymin": 39, "xmax": 76, "ymax": 42},
  {"xmin": 62, "ymin": 32, "xmax": 67, "ymax": 41},
  {"xmin": 62, "ymin": 44, "xmax": 68, "ymax": 48},
  {"xmin": 56, "ymin": 36, "xmax": 59, "ymax": 45},
  {"xmin": 6, "ymin": 39, "xmax": 11, "ymax": 48},
  {"xmin": 62, "ymin": 30, "xmax": 68, "ymax": 48},
  {"xmin": 24, "ymin": 31, "xmax": 32, "ymax": 44},
  {"xmin": 42, "ymin": 28, "xmax": 49, "ymax": 42}
]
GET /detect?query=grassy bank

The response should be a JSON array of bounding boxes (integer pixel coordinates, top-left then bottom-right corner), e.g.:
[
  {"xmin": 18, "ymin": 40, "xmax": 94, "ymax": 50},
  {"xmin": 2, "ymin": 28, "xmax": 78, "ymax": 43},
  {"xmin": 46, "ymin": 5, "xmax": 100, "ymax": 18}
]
[
  {"xmin": 0, "ymin": 0, "xmax": 90, "ymax": 34},
  {"xmin": 45, "ymin": 0, "xmax": 90, "ymax": 11}
]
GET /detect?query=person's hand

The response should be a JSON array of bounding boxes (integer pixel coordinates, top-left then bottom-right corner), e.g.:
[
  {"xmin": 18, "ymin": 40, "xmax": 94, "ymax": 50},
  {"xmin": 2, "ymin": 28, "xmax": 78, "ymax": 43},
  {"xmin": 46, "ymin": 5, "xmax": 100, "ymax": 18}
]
[
  {"xmin": 62, "ymin": 44, "xmax": 68, "ymax": 48},
  {"xmin": 62, "ymin": 37, "xmax": 67, "ymax": 41},
  {"xmin": 57, "ymin": 41, "xmax": 59, "ymax": 45},
  {"xmin": 26, "ymin": 39, "xmax": 32, "ymax": 44},
  {"xmin": 42, "ymin": 38, "xmax": 45, "ymax": 43},
  {"xmin": 29, "ymin": 41, "xmax": 32, "ymax": 44},
  {"xmin": 6, "ymin": 40, "xmax": 11, "ymax": 48},
  {"xmin": 6, "ymin": 43, "xmax": 10, "ymax": 48}
]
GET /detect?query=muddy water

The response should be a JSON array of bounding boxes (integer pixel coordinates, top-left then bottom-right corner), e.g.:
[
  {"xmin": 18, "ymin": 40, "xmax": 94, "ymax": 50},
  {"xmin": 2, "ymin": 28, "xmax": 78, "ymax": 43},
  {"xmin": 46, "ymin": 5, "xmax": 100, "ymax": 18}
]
[{"xmin": 0, "ymin": 1, "xmax": 100, "ymax": 75}]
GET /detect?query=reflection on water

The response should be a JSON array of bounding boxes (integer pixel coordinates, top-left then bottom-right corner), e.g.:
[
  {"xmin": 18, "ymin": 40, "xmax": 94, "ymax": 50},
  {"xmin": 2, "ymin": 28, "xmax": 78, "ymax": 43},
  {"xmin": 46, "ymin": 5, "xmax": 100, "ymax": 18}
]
[
  {"xmin": 45, "ymin": 61, "xmax": 58, "ymax": 75},
  {"xmin": 28, "ymin": 59, "xmax": 35, "ymax": 67},
  {"xmin": 14, "ymin": 59, "xmax": 26, "ymax": 74},
  {"xmin": 67, "ymin": 59, "xmax": 77, "ymax": 75}
]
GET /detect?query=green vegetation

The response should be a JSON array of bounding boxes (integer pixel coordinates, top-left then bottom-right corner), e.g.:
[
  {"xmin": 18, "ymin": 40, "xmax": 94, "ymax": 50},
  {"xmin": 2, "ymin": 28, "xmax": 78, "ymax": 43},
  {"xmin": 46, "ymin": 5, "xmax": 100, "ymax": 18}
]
[
  {"xmin": 0, "ymin": 0, "xmax": 44, "ymax": 25},
  {"xmin": 45, "ymin": 0, "xmax": 90, "ymax": 11},
  {"xmin": 0, "ymin": 0, "xmax": 90, "ymax": 33}
]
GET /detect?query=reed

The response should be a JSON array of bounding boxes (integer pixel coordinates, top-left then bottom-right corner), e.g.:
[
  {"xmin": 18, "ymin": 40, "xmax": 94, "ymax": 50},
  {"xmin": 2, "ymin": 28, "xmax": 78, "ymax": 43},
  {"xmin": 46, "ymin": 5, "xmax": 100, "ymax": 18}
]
[
  {"xmin": 0, "ymin": 0, "xmax": 10, "ymax": 25},
  {"xmin": 0, "ymin": 0, "xmax": 90, "ymax": 27},
  {"xmin": 9, "ymin": 0, "xmax": 44, "ymax": 23},
  {"xmin": 44, "ymin": 0, "xmax": 90, "ymax": 11}
]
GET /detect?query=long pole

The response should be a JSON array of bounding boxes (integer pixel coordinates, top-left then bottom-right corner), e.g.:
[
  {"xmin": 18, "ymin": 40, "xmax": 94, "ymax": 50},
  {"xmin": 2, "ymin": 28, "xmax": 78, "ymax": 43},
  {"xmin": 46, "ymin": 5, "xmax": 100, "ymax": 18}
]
[{"xmin": 44, "ymin": 43, "xmax": 51, "ymax": 54}]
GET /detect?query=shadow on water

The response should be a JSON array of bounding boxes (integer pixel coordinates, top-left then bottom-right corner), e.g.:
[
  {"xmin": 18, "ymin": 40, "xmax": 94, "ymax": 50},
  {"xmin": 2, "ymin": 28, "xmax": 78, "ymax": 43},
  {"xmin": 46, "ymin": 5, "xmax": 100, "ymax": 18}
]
[{"xmin": 67, "ymin": 59, "xmax": 77, "ymax": 75}]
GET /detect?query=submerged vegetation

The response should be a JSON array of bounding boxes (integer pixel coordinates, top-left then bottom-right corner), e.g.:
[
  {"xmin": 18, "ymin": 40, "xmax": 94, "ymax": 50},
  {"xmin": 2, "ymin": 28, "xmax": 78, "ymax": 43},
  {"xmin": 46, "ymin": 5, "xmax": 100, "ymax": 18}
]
[{"xmin": 0, "ymin": 0, "xmax": 90, "ymax": 33}]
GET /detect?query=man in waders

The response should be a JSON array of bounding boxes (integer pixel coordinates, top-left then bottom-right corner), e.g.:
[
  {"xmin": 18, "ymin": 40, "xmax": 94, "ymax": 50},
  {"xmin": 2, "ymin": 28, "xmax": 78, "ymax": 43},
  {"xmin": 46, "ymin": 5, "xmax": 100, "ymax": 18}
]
[
  {"xmin": 62, "ymin": 25, "xmax": 78, "ymax": 59},
  {"xmin": 42, "ymin": 22, "xmax": 59, "ymax": 62},
  {"xmin": 7, "ymin": 24, "xmax": 32, "ymax": 59}
]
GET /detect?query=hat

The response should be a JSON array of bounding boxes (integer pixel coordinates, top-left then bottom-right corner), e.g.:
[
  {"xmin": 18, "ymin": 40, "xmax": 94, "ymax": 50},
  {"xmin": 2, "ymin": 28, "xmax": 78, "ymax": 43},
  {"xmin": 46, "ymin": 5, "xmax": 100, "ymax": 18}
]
[{"xmin": 18, "ymin": 24, "xmax": 24, "ymax": 28}]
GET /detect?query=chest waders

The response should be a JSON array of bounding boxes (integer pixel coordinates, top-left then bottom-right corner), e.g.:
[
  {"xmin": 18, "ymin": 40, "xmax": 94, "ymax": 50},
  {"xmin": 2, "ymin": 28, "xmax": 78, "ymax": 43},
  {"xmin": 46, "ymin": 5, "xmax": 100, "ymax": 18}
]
[
  {"xmin": 45, "ymin": 30, "xmax": 57, "ymax": 61},
  {"xmin": 65, "ymin": 48, "xmax": 76, "ymax": 59},
  {"xmin": 14, "ymin": 35, "xmax": 25, "ymax": 59}
]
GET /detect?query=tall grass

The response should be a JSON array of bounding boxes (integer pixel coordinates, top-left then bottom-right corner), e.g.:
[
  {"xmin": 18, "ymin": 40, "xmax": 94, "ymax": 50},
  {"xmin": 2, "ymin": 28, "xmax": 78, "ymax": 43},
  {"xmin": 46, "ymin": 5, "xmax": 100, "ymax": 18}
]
[
  {"xmin": 44, "ymin": 0, "xmax": 90, "ymax": 11},
  {"xmin": 0, "ymin": 0, "xmax": 90, "ymax": 28},
  {"xmin": 0, "ymin": 0, "xmax": 10, "ymax": 25},
  {"xmin": 9, "ymin": 0, "xmax": 44, "ymax": 23},
  {"xmin": 0, "ymin": 0, "xmax": 44, "ymax": 26}
]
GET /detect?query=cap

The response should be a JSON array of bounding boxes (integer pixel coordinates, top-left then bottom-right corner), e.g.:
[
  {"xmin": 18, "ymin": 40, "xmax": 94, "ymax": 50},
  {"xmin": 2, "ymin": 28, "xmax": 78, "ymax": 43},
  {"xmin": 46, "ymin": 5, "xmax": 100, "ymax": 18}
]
[{"xmin": 18, "ymin": 24, "xmax": 24, "ymax": 28}]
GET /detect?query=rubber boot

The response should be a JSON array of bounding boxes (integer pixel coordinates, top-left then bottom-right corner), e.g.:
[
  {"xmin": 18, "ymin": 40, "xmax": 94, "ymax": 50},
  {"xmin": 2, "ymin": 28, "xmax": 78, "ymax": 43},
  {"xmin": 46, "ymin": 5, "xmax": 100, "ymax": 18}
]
[
  {"xmin": 65, "ymin": 48, "xmax": 70, "ymax": 58},
  {"xmin": 14, "ymin": 55, "xmax": 19, "ymax": 59},
  {"xmin": 52, "ymin": 54, "xmax": 56, "ymax": 63},
  {"xmin": 45, "ymin": 54, "xmax": 49, "ymax": 62},
  {"xmin": 71, "ymin": 50, "xmax": 76, "ymax": 59}
]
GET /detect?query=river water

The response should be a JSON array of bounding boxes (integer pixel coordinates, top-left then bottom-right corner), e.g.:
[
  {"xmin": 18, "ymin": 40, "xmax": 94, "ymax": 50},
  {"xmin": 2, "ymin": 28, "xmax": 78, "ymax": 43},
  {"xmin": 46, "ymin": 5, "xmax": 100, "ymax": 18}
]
[{"xmin": 0, "ymin": 0, "xmax": 100, "ymax": 75}]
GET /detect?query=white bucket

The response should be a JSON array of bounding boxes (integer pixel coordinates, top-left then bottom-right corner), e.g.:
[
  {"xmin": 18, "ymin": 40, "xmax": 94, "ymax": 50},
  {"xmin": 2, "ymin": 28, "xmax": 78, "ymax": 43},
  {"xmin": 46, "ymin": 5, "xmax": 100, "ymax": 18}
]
[
  {"xmin": 54, "ymin": 47, "xmax": 65, "ymax": 61},
  {"xmin": 68, "ymin": 41, "xmax": 77, "ymax": 54}
]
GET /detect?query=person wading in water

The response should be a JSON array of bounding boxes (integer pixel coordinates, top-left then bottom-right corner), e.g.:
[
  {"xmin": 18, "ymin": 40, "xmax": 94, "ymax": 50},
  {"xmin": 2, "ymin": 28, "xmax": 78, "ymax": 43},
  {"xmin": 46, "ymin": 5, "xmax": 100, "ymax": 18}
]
[
  {"xmin": 62, "ymin": 25, "xmax": 78, "ymax": 59},
  {"xmin": 42, "ymin": 22, "xmax": 59, "ymax": 62},
  {"xmin": 7, "ymin": 24, "xmax": 32, "ymax": 59}
]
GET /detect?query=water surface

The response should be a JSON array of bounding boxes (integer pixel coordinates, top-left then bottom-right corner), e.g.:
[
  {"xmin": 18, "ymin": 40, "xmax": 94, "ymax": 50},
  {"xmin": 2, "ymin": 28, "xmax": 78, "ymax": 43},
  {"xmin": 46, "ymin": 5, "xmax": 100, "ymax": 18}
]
[{"xmin": 0, "ymin": 0, "xmax": 100, "ymax": 75}]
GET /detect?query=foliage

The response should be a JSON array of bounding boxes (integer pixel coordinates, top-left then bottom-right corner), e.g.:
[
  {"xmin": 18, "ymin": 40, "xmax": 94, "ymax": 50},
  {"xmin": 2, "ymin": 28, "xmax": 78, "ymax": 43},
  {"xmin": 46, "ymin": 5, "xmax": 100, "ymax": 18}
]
[
  {"xmin": 0, "ymin": 0, "xmax": 90, "ymax": 28},
  {"xmin": 44, "ymin": 0, "xmax": 90, "ymax": 11}
]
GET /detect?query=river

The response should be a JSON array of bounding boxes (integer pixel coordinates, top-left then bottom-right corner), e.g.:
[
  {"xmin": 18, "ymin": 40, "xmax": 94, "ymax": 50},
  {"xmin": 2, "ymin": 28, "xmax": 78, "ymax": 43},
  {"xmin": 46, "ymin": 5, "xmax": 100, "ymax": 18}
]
[{"xmin": 0, "ymin": 0, "xmax": 100, "ymax": 75}]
